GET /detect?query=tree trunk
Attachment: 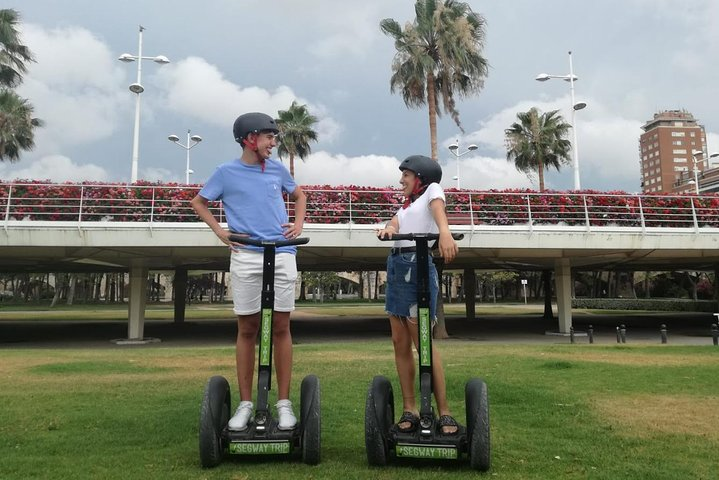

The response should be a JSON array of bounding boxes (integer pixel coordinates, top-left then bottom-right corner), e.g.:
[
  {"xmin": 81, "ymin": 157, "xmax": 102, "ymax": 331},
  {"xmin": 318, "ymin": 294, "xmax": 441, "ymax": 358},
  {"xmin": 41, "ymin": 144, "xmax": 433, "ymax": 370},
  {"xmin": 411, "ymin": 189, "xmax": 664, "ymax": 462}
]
[
  {"xmin": 50, "ymin": 273, "xmax": 65, "ymax": 308},
  {"xmin": 426, "ymin": 72, "xmax": 438, "ymax": 160},
  {"xmin": 66, "ymin": 274, "xmax": 76, "ymax": 306},
  {"xmin": 289, "ymin": 153, "xmax": 295, "ymax": 178}
]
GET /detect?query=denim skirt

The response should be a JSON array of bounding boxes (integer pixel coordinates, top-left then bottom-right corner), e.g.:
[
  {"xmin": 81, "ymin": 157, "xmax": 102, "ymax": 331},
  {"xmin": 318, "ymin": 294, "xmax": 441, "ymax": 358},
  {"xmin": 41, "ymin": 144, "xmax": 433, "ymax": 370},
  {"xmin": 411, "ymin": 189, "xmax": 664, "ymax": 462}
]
[{"xmin": 384, "ymin": 251, "xmax": 439, "ymax": 320}]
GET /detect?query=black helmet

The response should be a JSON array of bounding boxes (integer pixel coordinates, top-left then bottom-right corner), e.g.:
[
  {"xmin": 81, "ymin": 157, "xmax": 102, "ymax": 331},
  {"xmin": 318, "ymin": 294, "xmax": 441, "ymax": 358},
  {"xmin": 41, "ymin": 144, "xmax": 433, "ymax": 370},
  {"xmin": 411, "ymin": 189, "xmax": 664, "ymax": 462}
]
[
  {"xmin": 399, "ymin": 155, "xmax": 442, "ymax": 185},
  {"xmin": 233, "ymin": 112, "xmax": 279, "ymax": 143}
]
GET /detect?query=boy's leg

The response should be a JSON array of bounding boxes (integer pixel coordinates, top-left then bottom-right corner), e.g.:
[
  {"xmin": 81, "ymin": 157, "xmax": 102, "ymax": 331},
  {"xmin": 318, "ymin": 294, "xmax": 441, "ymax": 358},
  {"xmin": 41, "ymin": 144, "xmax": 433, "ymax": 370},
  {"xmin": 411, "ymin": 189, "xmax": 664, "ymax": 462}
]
[
  {"xmin": 272, "ymin": 311, "xmax": 292, "ymax": 399},
  {"xmin": 236, "ymin": 314, "xmax": 260, "ymax": 401}
]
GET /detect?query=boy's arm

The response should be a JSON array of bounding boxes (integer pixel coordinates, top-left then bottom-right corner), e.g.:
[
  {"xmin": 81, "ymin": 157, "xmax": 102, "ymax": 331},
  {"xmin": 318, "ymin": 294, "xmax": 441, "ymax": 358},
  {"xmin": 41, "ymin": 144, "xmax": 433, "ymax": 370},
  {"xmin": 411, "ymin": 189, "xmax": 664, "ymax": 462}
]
[
  {"xmin": 283, "ymin": 186, "xmax": 306, "ymax": 238},
  {"xmin": 190, "ymin": 194, "xmax": 234, "ymax": 246},
  {"xmin": 430, "ymin": 198, "xmax": 458, "ymax": 263}
]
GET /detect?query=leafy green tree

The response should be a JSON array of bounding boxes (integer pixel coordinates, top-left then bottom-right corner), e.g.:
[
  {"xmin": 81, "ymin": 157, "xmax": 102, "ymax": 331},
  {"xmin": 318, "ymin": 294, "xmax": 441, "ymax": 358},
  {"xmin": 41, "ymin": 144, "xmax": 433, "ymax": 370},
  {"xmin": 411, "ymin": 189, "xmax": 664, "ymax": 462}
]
[
  {"xmin": 276, "ymin": 101, "xmax": 318, "ymax": 178},
  {"xmin": 0, "ymin": 9, "xmax": 42, "ymax": 162},
  {"xmin": 0, "ymin": 9, "xmax": 34, "ymax": 87},
  {"xmin": 504, "ymin": 107, "xmax": 572, "ymax": 192},
  {"xmin": 0, "ymin": 89, "xmax": 42, "ymax": 161},
  {"xmin": 380, "ymin": 0, "xmax": 488, "ymax": 160}
]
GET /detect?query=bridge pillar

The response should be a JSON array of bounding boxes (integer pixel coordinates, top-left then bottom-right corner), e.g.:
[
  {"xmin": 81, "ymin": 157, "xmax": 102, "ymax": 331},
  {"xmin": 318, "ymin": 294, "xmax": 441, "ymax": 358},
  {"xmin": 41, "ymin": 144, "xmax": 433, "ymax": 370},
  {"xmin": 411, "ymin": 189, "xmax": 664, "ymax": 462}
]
[
  {"xmin": 554, "ymin": 258, "xmax": 573, "ymax": 333},
  {"xmin": 127, "ymin": 260, "xmax": 149, "ymax": 340},
  {"xmin": 173, "ymin": 267, "xmax": 188, "ymax": 325},
  {"xmin": 463, "ymin": 268, "xmax": 476, "ymax": 321}
]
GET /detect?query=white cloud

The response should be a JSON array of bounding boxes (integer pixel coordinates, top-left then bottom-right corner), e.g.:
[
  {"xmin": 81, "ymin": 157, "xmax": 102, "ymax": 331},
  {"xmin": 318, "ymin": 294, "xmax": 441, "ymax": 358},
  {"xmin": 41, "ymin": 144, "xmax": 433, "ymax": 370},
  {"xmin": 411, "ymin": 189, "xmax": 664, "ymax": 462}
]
[
  {"xmin": 155, "ymin": 57, "xmax": 342, "ymax": 144},
  {"xmin": 293, "ymin": 152, "xmax": 399, "ymax": 187},
  {"xmin": 17, "ymin": 25, "xmax": 128, "ymax": 153},
  {"xmin": 0, "ymin": 156, "xmax": 109, "ymax": 183}
]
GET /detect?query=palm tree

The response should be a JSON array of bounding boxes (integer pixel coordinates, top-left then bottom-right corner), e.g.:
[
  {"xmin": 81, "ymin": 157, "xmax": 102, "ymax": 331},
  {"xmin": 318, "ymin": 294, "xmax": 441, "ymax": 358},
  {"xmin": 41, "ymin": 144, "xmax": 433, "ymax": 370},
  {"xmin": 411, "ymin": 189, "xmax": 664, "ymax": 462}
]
[
  {"xmin": 0, "ymin": 9, "xmax": 34, "ymax": 88},
  {"xmin": 504, "ymin": 107, "xmax": 572, "ymax": 192},
  {"xmin": 276, "ymin": 101, "xmax": 318, "ymax": 178},
  {"xmin": 0, "ymin": 89, "xmax": 42, "ymax": 161},
  {"xmin": 380, "ymin": 0, "xmax": 488, "ymax": 160}
]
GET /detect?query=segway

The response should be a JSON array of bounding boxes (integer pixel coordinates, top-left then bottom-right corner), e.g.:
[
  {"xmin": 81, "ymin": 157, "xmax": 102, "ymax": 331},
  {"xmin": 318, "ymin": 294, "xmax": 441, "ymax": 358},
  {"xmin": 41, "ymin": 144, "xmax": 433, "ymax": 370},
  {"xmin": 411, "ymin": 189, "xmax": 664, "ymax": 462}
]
[
  {"xmin": 199, "ymin": 235, "xmax": 320, "ymax": 467},
  {"xmin": 365, "ymin": 233, "xmax": 490, "ymax": 471}
]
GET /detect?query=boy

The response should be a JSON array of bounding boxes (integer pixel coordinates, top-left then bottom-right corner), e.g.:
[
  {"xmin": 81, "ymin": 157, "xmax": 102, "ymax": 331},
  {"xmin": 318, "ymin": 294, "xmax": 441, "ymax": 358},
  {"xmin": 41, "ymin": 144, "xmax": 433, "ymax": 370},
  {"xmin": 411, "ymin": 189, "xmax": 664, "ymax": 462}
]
[{"xmin": 190, "ymin": 112, "xmax": 306, "ymax": 431}]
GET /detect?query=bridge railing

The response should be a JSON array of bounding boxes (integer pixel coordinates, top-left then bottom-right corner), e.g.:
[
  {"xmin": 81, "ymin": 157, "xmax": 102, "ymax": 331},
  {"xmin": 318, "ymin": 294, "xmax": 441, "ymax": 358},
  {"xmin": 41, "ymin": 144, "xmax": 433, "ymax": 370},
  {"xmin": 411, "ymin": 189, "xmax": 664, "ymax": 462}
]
[{"xmin": 2, "ymin": 182, "xmax": 718, "ymax": 230}]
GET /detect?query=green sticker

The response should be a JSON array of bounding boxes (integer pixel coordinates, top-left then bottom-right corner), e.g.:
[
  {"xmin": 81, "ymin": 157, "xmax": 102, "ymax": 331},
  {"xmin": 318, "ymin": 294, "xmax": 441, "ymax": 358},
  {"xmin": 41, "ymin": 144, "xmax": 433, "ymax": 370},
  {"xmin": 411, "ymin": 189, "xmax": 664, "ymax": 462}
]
[
  {"xmin": 419, "ymin": 308, "xmax": 431, "ymax": 366},
  {"xmin": 259, "ymin": 309, "xmax": 272, "ymax": 366},
  {"xmin": 396, "ymin": 444, "xmax": 458, "ymax": 459},
  {"xmin": 229, "ymin": 441, "xmax": 291, "ymax": 455}
]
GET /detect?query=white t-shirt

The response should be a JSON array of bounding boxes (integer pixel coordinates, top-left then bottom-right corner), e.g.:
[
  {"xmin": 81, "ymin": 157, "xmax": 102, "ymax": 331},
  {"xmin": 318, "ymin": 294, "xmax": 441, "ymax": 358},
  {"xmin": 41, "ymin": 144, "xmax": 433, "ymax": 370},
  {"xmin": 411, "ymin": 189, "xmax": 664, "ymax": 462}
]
[{"xmin": 394, "ymin": 182, "xmax": 445, "ymax": 249}]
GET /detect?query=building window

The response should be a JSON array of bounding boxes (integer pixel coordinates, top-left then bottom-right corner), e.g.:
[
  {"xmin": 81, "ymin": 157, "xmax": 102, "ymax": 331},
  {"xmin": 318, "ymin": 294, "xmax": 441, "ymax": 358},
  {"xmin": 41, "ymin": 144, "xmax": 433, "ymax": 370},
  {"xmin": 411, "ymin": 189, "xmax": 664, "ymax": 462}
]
[
  {"xmin": 671, "ymin": 132, "xmax": 686, "ymax": 137},
  {"xmin": 672, "ymin": 149, "xmax": 687, "ymax": 154}
]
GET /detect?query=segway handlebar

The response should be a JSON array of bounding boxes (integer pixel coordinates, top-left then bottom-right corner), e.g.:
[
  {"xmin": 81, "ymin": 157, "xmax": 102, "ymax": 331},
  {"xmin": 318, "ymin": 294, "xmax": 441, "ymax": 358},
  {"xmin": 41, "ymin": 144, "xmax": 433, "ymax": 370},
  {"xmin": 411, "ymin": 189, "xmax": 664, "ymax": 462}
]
[
  {"xmin": 378, "ymin": 232, "xmax": 464, "ymax": 242},
  {"xmin": 228, "ymin": 234, "xmax": 310, "ymax": 247}
]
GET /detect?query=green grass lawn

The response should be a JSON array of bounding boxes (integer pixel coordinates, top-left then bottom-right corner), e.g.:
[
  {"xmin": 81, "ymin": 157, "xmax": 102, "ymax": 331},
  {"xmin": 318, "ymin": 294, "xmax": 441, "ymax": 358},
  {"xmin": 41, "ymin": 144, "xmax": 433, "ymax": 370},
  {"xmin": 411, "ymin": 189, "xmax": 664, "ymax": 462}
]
[{"xmin": 1, "ymin": 342, "xmax": 717, "ymax": 479}]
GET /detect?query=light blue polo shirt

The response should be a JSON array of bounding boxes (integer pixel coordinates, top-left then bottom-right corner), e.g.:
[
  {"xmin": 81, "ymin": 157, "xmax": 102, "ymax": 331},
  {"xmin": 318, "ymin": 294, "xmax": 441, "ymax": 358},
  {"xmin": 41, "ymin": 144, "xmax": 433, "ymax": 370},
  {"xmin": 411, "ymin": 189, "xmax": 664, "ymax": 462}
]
[{"xmin": 199, "ymin": 157, "xmax": 298, "ymax": 254}]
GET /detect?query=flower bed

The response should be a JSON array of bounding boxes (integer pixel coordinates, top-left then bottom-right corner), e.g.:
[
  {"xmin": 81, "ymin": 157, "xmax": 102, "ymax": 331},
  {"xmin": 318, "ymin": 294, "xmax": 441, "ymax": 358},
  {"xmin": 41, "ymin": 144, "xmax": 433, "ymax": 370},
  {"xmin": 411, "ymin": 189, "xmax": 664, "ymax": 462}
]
[{"xmin": 1, "ymin": 181, "xmax": 717, "ymax": 228}]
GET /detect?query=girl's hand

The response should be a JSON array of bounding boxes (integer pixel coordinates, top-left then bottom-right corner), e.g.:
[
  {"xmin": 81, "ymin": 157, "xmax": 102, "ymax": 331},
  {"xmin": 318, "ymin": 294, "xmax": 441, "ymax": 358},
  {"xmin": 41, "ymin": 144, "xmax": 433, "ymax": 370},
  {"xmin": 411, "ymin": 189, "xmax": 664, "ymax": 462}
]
[{"xmin": 438, "ymin": 231, "xmax": 458, "ymax": 263}]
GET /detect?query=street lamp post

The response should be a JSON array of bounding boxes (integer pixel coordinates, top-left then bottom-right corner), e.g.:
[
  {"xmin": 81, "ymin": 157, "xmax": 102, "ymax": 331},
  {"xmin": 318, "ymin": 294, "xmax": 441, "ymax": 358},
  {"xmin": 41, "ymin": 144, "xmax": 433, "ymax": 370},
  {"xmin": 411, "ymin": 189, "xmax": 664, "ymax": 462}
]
[
  {"xmin": 689, "ymin": 150, "xmax": 719, "ymax": 194},
  {"xmin": 536, "ymin": 51, "xmax": 587, "ymax": 190},
  {"xmin": 448, "ymin": 140, "xmax": 478, "ymax": 189},
  {"xmin": 168, "ymin": 130, "xmax": 203, "ymax": 184},
  {"xmin": 118, "ymin": 26, "xmax": 170, "ymax": 183}
]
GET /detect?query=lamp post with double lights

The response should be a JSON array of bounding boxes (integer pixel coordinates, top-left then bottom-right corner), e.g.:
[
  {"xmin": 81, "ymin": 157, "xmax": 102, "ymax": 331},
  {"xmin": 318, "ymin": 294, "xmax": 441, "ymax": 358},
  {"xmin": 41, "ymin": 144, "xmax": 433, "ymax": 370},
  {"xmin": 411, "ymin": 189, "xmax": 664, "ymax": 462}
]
[
  {"xmin": 118, "ymin": 26, "xmax": 170, "ymax": 183},
  {"xmin": 688, "ymin": 150, "xmax": 719, "ymax": 194},
  {"xmin": 536, "ymin": 51, "xmax": 587, "ymax": 190},
  {"xmin": 448, "ymin": 140, "xmax": 478, "ymax": 189},
  {"xmin": 168, "ymin": 130, "xmax": 203, "ymax": 184}
]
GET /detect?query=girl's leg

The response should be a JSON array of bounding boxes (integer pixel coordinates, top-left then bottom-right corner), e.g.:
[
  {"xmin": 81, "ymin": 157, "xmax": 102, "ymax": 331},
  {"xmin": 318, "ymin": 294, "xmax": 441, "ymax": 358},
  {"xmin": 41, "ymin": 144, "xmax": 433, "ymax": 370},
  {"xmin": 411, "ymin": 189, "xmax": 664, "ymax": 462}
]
[
  {"xmin": 389, "ymin": 315, "xmax": 417, "ymax": 426},
  {"xmin": 407, "ymin": 323, "xmax": 458, "ymax": 434}
]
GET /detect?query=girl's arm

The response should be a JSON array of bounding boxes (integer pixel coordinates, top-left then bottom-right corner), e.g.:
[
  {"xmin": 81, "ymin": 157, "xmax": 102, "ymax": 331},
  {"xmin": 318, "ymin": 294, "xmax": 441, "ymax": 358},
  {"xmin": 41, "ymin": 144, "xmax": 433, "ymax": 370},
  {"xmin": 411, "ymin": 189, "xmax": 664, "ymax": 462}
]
[{"xmin": 430, "ymin": 198, "xmax": 458, "ymax": 263}]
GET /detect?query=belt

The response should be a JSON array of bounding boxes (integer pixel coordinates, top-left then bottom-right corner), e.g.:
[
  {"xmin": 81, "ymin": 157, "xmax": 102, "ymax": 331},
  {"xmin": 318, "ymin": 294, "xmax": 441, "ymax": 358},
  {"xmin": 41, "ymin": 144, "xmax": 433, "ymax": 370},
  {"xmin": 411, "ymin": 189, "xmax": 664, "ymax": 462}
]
[{"xmin": 390, "ymin": 246, "xmax": 417, "ymax": 255}]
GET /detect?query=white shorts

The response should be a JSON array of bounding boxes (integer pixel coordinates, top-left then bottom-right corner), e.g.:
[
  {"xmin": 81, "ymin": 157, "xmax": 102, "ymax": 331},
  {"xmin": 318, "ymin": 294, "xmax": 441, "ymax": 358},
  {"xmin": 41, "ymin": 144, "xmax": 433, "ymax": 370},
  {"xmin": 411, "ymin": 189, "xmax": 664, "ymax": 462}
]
[{"xmin": 230, "ymin": 249, "xmax": 298, "ymax": 315}]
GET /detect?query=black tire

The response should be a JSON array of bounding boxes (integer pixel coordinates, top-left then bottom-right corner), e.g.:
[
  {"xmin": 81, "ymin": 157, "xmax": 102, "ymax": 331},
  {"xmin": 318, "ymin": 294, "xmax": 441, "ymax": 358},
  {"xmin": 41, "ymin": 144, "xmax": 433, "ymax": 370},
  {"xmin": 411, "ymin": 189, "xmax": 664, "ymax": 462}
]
[
  {"xmin": 199, "ymin": 375, "xmax": 231, "ymax": 468},
  {"xmin": 465, "ymin": 378, "xmax": 490, "ymax": 471},
  {"xmin": 300, "ymin": 374, "xmax": 321, "ymax": 465},
  {"xmin": 364, "ymin": 375, "xmax": 394, "ymax": 466}
]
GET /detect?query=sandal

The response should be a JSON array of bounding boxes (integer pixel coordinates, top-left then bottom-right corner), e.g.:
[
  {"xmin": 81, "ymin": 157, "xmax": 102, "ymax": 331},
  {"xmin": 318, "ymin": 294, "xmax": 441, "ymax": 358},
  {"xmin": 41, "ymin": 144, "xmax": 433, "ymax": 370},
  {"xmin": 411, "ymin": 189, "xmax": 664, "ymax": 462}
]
[
  {"xmin": 438, "ymin": 415, "xmax": 459, "ymax": 435},
  {"xmin": 395, "ymin": 411, "xmax": 419, "ymax": 433}
]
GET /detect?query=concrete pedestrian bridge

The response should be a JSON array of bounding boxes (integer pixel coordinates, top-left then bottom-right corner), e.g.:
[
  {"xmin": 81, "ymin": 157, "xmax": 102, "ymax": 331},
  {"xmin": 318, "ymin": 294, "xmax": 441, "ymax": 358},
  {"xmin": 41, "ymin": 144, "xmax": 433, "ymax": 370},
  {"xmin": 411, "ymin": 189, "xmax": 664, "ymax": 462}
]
[{"xmin": 2, "ymin": 182, "xmax": 718, "ymax": 340}]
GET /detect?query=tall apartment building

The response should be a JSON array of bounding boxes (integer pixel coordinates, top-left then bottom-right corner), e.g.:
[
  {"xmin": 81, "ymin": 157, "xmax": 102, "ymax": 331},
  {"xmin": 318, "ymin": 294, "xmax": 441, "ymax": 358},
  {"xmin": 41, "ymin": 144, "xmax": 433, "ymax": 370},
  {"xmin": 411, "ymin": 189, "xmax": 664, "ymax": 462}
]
[{"xmin": 639, "ymin": 110, "xmax": 708, "ymax": 193}]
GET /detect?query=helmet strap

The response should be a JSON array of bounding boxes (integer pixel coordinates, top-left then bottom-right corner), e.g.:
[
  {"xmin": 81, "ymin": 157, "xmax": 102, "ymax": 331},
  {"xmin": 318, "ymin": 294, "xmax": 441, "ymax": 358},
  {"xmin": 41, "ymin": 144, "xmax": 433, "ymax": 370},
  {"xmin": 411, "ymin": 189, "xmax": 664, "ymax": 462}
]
[
  {"xmin": 241, "ymin": 134, "xmax": 266, "ymax": 172},
  {"xmin": 402, "ymin": 177, "xmax": 426, "ymax": 209}
]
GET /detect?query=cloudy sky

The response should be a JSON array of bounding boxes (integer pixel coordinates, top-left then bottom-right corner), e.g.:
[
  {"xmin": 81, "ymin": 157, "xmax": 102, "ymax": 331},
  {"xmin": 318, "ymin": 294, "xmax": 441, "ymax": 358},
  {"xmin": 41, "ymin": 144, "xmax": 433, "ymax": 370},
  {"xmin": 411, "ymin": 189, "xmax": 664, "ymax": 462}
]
[{"xmin": 4, "ymin": 0, "xmax": 718, "ymax": 192}]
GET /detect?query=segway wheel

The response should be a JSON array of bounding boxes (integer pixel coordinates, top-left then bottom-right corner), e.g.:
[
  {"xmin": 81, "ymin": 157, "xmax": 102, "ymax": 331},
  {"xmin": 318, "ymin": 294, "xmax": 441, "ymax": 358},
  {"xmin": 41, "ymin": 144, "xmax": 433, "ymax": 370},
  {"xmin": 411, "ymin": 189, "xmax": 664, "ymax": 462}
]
[
  {"xmin": 465, "ymin": 378, "xmax": 490, "ymax": 471},
  {"xmin": 199, "ymin": 375, "xmax": 231, "ymax": 468},
  {"xmin": 364, "ymin": 375, "xmax": 394, "ymax": 466},
  {"xmin": 300, "ymin": 374, "xmax": 321, "ymax": 465}
]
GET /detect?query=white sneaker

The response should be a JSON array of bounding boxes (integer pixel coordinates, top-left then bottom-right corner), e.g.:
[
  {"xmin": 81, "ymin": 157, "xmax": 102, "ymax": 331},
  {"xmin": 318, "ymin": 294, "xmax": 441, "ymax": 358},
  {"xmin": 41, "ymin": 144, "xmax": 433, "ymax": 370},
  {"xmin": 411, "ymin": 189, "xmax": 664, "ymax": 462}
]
[
  {"xmin": 275, "ymin": 399, "xmax": 297, "ymax": 430},
  {"xmin": 228, "ymin": 401, "xmax": 253, "ymax": 431}
]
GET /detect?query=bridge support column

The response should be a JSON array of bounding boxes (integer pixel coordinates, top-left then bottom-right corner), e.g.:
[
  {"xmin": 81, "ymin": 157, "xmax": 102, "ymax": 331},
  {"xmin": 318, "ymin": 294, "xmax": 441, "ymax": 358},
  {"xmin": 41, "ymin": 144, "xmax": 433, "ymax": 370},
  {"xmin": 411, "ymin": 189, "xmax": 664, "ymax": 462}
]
[
  {"xmin": 554, "ymin": 258, "xmax": 573, "ymax": 334},
  {"xmin": 173, "ymin": 267, "xmax": 188, "ymax": 325},
  {"xmin": 127, "ymin": 260, "xmax": 148, "ymax": 340},
  {"xmin": 463, "ymin": 268, "xmax": 476, "ymax": 321}
]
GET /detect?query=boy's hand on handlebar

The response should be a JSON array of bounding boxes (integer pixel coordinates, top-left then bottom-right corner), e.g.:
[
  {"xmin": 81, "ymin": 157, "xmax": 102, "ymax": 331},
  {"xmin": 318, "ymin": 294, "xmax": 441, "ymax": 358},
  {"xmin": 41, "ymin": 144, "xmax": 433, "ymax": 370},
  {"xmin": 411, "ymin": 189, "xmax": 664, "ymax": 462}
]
[
  {"xmin": 438, "ymin": 231, "xmax": 459, "ymax": 263},
  {"xmin": 219, "ymin": 230, "xmax": 246, "ymax": 250}
]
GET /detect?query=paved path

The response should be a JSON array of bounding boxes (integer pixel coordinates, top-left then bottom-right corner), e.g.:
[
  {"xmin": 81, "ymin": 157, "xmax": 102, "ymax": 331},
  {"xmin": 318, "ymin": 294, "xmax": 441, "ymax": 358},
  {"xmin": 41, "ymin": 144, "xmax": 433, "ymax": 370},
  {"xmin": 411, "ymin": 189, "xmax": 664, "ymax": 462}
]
[{"xmin": 1, "ymin": 311, "xmax": 717, "ymax": 348}]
